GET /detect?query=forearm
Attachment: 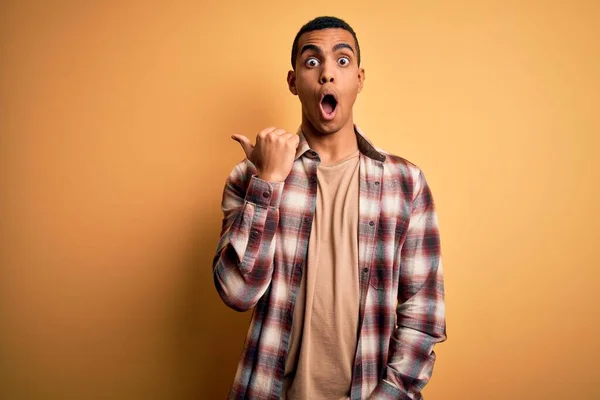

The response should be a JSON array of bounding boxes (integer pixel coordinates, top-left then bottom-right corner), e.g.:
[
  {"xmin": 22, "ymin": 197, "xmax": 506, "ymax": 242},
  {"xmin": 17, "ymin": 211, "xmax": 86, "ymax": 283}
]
[
  {"xmin": 370, "ymin": 292, "xmax": 447, "ymax": 399},
  {"xmin": 213, "ymin": 174, "xmax": 283, "ymax": 311}
]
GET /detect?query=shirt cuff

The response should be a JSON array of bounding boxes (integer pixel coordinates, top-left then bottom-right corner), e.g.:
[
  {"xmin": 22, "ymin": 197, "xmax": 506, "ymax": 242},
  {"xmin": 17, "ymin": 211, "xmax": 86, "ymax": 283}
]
[{"xmin": 244, "ymin": 175, "xmax": 284, "ymax": 208}]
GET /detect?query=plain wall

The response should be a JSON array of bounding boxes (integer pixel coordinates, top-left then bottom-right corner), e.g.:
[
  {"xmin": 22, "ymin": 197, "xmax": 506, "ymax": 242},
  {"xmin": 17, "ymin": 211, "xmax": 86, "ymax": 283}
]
[{"xmin": 1, "ymin": 1, "xmax": 599, "ymax": 399}]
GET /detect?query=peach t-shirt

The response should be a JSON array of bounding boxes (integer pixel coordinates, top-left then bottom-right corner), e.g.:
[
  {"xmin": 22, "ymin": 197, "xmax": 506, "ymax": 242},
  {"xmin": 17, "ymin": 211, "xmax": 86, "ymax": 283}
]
[{"xmin": 282, "ymin": 149, "xmax": 361, "ymax": 400}]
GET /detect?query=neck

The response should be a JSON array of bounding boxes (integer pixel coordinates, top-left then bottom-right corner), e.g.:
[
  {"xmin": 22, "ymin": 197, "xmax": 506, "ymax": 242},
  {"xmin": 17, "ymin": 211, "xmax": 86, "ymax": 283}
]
[{"xmin": 301, "ymin": 117, "xmax": 359, "ymax": 165}]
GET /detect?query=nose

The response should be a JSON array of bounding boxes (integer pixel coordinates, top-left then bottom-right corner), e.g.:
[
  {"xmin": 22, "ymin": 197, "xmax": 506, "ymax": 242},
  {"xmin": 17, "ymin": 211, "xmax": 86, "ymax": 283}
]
[
  {"xmin": 320, "ymin": 74, "xmax": 334, "ymax": 84},
  {"xmin": 319, "ymin": 64, "xmax": 334, "ymax": 84}
]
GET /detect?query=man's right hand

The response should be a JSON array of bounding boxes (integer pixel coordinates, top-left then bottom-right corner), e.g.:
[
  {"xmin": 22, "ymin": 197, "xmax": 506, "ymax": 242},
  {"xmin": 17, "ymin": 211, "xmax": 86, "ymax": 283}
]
[{"xmin": 231, "ymin": 127, "xmax": 300, "ymax": 183}]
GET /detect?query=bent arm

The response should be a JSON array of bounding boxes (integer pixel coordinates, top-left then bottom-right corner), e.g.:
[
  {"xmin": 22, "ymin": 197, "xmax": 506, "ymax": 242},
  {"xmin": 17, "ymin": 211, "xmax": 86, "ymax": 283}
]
[{"xmin": 212, "ymin": 164, "xmax": 284, "ymax": 311}]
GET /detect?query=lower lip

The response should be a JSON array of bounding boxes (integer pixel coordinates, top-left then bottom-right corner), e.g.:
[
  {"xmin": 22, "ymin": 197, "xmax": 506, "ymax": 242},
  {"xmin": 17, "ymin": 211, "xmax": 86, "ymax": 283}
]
[{"xmin": 319, "ymin": 103, "xmax": 337, "ymax": 121}]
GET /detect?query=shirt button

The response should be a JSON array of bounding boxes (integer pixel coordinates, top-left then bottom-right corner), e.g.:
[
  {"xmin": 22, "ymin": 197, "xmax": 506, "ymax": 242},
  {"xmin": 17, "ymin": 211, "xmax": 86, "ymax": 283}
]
[
  {"xmin": 309, "ymin": 150, "xmax": 317, "ymax": 157},
  {"xmin": 304, "ymin": 217, "xmax": 311, "ymax": 224},
  {"xmin": 262, "ymin": 191, "xmax": 270, "ymax": 198},
  {"xmin": 363, "ymin": 267, "xmax": 369, "ymax": 273},
  {"xmin": 369, "ymin": 221, "xmax": 375, "ymax": 226},
  {"xmin": 250, "ymin": 230, "xmax": 259, "ymax": 238},
  {"xmin": 374, "ymin": 181, "xmax": 380, "ymax": 186}
]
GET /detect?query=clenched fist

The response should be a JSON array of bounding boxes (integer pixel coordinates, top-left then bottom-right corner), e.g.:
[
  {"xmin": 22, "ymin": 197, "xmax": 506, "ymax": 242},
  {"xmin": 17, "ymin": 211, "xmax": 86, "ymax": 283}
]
[{"xmin": 232, "ymin": 127, "xmax": 300, "ymax": 183}]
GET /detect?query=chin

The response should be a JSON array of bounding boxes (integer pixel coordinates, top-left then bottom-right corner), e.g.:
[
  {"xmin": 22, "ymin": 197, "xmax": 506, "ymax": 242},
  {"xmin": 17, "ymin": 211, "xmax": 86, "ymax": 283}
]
[{"xmin": 309, "ymin": 116, "xmax": 344, "ymax": 135}]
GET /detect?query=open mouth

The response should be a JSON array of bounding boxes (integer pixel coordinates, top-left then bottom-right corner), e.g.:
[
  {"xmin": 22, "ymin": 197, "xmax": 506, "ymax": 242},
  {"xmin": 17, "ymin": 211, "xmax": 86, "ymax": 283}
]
[{"xmin": 320, "ymin": 94, "xmax": 338, "ymax": 116}]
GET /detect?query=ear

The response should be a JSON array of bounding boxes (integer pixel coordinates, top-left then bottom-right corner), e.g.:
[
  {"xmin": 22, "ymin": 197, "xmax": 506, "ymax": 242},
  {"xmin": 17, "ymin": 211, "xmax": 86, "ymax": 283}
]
[
  {"xmin": 287, "ymin": 70, "xmax": 298, "ymax": 96},
  {"xmin": 357, "ymin": 68, "xmax": 365, "ymax": 93}
]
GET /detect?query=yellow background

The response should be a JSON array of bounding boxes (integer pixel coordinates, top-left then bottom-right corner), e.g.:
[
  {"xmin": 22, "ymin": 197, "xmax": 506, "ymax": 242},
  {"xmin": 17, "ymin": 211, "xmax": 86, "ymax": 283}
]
[{"xmin": 1, "ymin": 1, "xmax": 599, "ymax": 399}]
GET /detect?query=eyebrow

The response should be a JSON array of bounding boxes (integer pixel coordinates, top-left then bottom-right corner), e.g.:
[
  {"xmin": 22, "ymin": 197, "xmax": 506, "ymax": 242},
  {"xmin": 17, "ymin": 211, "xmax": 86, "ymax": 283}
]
[{"xmin": 300, "ymin": 42, "xmax": 355, "ymax": 57}]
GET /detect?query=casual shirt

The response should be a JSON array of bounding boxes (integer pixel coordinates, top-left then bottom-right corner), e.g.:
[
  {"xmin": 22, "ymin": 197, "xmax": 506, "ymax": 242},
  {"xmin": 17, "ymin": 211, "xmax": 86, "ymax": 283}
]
[{"xmin": 213, "ymin": 125, "xmax": 447, "ymax": 400}]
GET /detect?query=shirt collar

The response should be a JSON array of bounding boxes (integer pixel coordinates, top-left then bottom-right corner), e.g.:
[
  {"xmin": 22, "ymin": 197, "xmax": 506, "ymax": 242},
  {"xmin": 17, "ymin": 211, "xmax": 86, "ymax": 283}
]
[{"xmin": 294, "ymin": 124, "xmax": 386, "ymax": 162}]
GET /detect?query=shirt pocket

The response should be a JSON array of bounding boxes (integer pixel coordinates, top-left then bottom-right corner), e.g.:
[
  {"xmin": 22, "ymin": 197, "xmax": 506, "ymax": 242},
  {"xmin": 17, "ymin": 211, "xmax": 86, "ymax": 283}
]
[
  {"xmin": 368, "ymin": 215, "xmax": 407, "ymax": 291},
  {"xmin": 369, "ymin": 264, "xmax": 387, "ymax": 290}
]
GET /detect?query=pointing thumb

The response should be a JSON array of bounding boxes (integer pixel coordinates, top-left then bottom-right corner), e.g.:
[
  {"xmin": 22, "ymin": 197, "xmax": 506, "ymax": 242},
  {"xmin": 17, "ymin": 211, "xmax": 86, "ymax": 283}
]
[{"xmin": 231, "ymin": 134, "xmax": 254, "ymax": 159}]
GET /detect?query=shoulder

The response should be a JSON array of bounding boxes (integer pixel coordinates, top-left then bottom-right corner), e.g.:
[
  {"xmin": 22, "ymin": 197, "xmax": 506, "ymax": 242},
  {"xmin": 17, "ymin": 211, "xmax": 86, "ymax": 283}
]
[
  {"xmin": 374, "ymin": 146, "xmax": 435, "ymax": 203},
  {"xmin": 377, "ymin": 147, "xmax": 423, "ymax": 182}
]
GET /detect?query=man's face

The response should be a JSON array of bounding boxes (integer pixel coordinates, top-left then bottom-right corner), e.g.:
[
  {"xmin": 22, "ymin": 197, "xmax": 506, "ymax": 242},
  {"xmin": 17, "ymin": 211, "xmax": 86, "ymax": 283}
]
[{"xmin": 288, "ymin": 28, "xmax": 365, "ymax": 135}]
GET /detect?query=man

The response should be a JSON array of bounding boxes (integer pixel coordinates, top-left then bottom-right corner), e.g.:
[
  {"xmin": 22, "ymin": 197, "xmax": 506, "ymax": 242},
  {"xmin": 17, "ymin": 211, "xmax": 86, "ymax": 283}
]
[{"xmin": 212, "ymin": 16, "xmax": 446, "ymax": 400}]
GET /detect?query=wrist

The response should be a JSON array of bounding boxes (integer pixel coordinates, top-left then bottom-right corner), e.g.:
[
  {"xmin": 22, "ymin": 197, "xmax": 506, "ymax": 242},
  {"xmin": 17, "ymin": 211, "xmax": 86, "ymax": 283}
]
[{"xmin": 257, "ymin": 173, "xmax": 284, "ymax": 183}]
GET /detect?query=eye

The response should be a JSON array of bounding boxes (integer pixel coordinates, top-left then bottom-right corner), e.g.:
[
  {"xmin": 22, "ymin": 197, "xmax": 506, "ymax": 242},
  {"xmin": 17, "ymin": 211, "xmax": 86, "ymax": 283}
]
[
  {"xmin": 305, "ymin": 57, "xmax": 320, "ymax": 67},
  {"xmin": 338, "ymin": 57, "xmax": 350, "ymax": 66}
]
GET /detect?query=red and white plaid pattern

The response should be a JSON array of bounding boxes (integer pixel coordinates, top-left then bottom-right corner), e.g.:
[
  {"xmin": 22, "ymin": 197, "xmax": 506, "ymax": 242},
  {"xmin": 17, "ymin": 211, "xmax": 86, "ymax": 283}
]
[{"xmin": 213, "ymin": 126, "xmax": 446, "ymax": 400}]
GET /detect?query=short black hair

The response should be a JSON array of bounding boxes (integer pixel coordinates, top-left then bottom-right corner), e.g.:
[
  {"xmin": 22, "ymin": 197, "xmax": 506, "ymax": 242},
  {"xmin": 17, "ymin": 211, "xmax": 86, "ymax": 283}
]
[{"xmin": 291, "ymin": 16, "xmax": 361, "ymax": 69}]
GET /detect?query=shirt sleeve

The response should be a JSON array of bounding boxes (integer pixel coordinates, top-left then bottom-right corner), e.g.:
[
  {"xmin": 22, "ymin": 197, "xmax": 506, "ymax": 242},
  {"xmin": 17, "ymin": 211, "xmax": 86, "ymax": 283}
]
[
  {"xmin": 212, "ymin": 162, "xmax": 284, "ymax": 311},
  {"xmin": 370, "ymin": 169, "xmax": 447, "ymax": 399}
]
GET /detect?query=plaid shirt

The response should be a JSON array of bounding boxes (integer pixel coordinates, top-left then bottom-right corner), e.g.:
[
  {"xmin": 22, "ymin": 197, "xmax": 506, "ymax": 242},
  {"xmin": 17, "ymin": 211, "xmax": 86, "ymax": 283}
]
[{"xmin": 213, "ymin": 126, "xmax": 446, "ymax": 400}]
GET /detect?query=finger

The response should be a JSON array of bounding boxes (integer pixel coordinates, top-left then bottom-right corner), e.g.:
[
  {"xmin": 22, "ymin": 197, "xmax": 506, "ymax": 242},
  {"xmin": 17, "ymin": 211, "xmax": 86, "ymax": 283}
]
[
  {"xmin": 290, "ymin": 133, "xmax": 300, "ymax": 147},
  {"xmin": 231, "ymin": 134, "xmax": 254, "ymax": 158},
  {"xmin": 271, "ymin": 128, "xmax": 288, "ymax": 136},
  {"xmin": 258, "ymin": 127, "xmax": 277, "ymax": 138},
  {"xmin": 263, "ymin": 128, "xmax": 286, "ymax": 139}
]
